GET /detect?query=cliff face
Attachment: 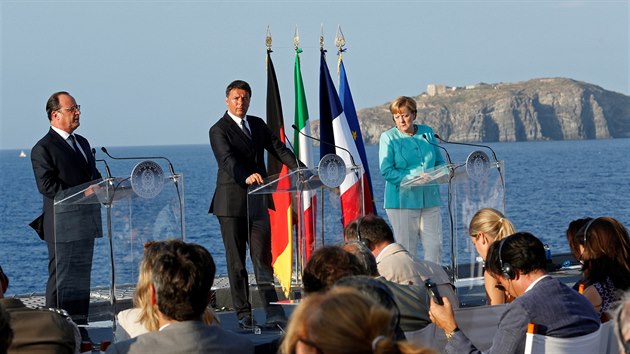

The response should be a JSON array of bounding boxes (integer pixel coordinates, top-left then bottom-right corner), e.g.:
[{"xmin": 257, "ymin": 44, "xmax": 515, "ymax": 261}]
[{"xmin": 312, "ymin": 78, "xmax": 630, "ymax": 143}]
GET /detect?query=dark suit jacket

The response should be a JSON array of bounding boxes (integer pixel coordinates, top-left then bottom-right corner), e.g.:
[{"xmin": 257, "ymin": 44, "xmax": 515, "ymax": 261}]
[
  {"xmin": 447, "ymin": 276, "xmax": 600, "ymax": 354},
  {"xmin": 209, "ymin": 113, "xmax": 299, "ymax": 217},
  {"xmin": 31, "ymin": 128, "xmax": 102, "ymax": 243},
  {"xmin": 105, "ymin": 320, "xmax": 255, "ymax": 354},
  {"xmin": 1, "ymin": 298, "xmax": 78, "ymax": 354}
]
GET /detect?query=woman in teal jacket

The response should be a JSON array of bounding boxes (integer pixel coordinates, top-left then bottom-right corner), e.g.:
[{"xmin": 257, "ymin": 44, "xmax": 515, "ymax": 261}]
[{"xmin": 378, "ymin": 96, "xmax": 446, "ymax": 263}]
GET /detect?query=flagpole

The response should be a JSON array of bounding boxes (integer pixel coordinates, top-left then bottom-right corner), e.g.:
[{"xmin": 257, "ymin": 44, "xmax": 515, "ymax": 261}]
[{"xmin": 319, "ymin": 24, "xmax": 326, "ymax": 248}]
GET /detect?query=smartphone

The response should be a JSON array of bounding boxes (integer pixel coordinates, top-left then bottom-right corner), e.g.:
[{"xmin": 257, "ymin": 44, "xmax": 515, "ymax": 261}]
[{"xmin": 425, "ymin": 278, "xmax": 444, "ymax": 305}]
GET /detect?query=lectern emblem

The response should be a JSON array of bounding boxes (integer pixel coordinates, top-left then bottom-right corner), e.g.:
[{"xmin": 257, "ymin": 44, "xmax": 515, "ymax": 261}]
[
  {"xmin": 318, "ymin": 154, "xmax": 347, "ymax": 188},
  {"xmin": 466, "ymin": 150, "xmax": 490, "ymax": 182},
  {"xmin": 131, "ymin": 160, "xmax": 164, "ymax": 199}
]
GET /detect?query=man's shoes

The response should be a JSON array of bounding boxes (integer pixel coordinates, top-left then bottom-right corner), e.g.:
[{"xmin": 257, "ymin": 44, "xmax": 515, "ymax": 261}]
[
  {"xmin": 265, "ymin": 314, "xmax": 288, "ymax": 328},
  {"xmin": 238, "ymin": 315, "xmax": 258, "ymax": 330}
]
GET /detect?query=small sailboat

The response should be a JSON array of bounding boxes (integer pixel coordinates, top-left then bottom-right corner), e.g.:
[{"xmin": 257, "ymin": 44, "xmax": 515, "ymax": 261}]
[{"xmin": 18, "ymin": 150, "xmax": 27, "ymax": 158}]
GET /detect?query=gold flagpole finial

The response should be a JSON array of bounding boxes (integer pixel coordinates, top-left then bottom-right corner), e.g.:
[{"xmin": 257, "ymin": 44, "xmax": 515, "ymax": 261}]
[
  {"xmin": 294, "ymin": 25, "xmax": 300, "ymax": 50},
  {"xmin": 319, "ymin": 24, "xmax": 325, "ymax": 51},
  {"xmin": 335, "ymin": 25, "xmax": 346, "ymax": 53},
  {"xmin": 265, "ymin": 25, "xmax": 272, "ymax": 51}
]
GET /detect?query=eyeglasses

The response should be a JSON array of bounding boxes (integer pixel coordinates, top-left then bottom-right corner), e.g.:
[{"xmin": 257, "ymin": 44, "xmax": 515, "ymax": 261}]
[{"xmin": 57, "ymin": 105, "xmax": 81, "ymax": 113}]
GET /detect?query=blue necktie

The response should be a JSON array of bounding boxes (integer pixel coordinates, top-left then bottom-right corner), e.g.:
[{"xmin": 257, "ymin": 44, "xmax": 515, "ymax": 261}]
[
  {"xmin": 69, "ymin": 135, "xmax": 86, "ymax": 161},
  {"xmin": 241, "ymin": 120, "xmax": 252, "ymax": 140}
]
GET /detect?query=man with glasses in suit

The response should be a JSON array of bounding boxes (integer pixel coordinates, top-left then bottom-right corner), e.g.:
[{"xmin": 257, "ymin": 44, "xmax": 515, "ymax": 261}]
[{"xmin": 31, "ymin": 91, "xmax": 102, "ymax": 334}]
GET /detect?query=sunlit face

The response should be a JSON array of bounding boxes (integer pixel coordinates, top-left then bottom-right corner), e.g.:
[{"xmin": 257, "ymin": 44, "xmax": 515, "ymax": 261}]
[
  {"xmin": 392, "ymin": 106, "xmax": 416, "ymax": 135},
  {"xmin": 51, "ymin": 94, "xmax": 81, "ymax": 133},
  {"xmin": 226, "ymin": 88, "xmax": 250, "ymax": 118}
]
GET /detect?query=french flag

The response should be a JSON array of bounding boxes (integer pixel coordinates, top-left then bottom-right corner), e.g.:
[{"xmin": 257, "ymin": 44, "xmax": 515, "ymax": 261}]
[{"xmin": 319, "ymin": 49, "xmax": 366, "ymax": 227}]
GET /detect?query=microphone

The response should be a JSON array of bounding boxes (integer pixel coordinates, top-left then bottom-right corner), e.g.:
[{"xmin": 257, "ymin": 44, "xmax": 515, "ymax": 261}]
[
  {"xmin": 434, "ymin": 134, "xmax": 499, "ymax": 163},
  {"xmin": 422, "ymin": 134, "xmax": 452, "ymax": 165},
  {"xmin": 281, "ymin": 128, "xmax": 302, "ymax": 172},
  {"xmin": 92, "ymin": 148, "xmax": 112, "ymax": 179},
  {"xmin": 100, "ymin": 147, "xmax": 176, "ymax": 178},
  {"xmin": 291, "ymin": 124, "xmax": 357, "ymax": 168}
]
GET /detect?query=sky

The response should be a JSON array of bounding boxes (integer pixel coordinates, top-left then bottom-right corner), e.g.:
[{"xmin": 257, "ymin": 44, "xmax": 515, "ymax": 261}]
[{"xmin": 1, "ymin": 0, "xmax": 628, "ymax": 150}]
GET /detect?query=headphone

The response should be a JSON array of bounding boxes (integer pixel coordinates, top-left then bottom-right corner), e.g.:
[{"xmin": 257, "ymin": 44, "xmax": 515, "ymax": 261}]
[
  {"xmin": 582, "ymin": 217, "xmax": 599, "ymax": 245},
  {"xmin": 355, "ymin": 216, "xmax": 371, "ymax": 249},
  {"xmin": 498, "ymin": 237, "xmax": 515, "ymax": 280}
]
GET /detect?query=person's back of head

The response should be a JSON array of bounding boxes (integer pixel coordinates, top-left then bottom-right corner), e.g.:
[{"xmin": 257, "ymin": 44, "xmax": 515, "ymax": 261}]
[
  {"xmin": 566, "ymin": 217, "xmax": 593, "ymax": 260},
  {"xmin": 302, "ymin": 246, "xmax": 367, "ymax": 294},
  {"xmin": 345, "ymin": 214, "xmax": 395, "ymax": 250},
  {"xmin": 485, "ymin": 232, "xmax": 547, "ymax": 278},
  {"xmin": 334, "ymin": 275, "xmax": 404, "ymax": 340},
  {"xmin": 152, "ymin": 240, "xmax": 216, "ymax": 322},
  {"xmin": 576, "ymin": 217, "xmax": 630, "ymax": 290},
  {"xmin": 280, "ymin": 286, "xmax": 434, "ymax": 354},
  {"xmin": 342, "ymin": 240, "xmax": 379, "ymax": 277},
  {"xmin": 469, "ymin": 208, "xmax": 516, "ymax": 242}
]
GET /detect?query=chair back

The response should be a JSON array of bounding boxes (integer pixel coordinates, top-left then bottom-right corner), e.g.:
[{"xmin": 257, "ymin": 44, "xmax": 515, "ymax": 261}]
[{"xmin": 524, "ymin": 322, "xmax": 602, "ymax": 354}]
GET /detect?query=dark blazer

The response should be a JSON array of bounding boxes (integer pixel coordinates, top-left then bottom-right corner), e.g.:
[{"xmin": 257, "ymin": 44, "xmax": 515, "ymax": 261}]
[
  {"xmin": 1, "ymin": 298, "xmax": 78, "ymax": 354},
  {"xmin": 31, "ymin": 128, "xmax": 102, "ymax": 243},
  {"xmin": 105, "ymin": 320, "xmax": 255, "ymax": 354},
  {"xmin": 447, "ymin": 276, "xmax": 600, "ymax": 354},
  {"xmin": 209, "ymin": 113, "xmax": 299, "ymax": 217}
]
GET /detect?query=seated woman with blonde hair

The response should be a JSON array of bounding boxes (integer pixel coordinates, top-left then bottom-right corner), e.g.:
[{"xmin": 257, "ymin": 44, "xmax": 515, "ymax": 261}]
[
  {"xmin": 115, "ymin": 241, "xmax": 219, "ymax": 340},
  {"xmin": 468, "ymin": 208, "xmax": 516, "ymax": 305},
  {"xmin": 279, "ymin": 286, "xmax": 435, "ymax": 354}
]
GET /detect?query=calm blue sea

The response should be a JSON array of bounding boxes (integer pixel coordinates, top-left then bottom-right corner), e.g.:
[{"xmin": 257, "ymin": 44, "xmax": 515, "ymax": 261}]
[{"xmin": 1, "ymin": 139, "xmax": 629, "ymax": 295}]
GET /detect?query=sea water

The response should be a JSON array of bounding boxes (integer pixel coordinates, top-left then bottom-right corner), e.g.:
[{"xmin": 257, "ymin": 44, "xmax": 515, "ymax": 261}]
[{"xmin": 1, "ymin": 138, "xmax": 629, "ymax": 295}]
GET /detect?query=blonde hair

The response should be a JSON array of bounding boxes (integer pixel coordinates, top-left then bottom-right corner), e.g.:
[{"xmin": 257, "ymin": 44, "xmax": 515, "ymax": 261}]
[
  {"xmin": 279, "ymin": 287, "xmax": 434, "ymax": 354},
  {"xmin": 134, "ymin": 241, "xmax": 218, "ymax": 331},
  {"xmin": 469, "ymin": 208, "xmax": 516, "ymax": 242},
  {"xmin": 389, "ymin": 96, "xmax": 417, "ymax": 116}
]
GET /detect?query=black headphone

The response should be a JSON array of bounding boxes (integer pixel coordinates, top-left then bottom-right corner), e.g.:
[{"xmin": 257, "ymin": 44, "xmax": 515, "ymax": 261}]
[
  {"xmin": 582, "ymin": 217, "xmax": 599, "ymax": 245},
  {"xmin": 356, "ymin": 216, "xmax": 371, "ymax": 249},
  {"xmin": 498, "ymin": 237, "xmax": 515, "ymax": 280}
]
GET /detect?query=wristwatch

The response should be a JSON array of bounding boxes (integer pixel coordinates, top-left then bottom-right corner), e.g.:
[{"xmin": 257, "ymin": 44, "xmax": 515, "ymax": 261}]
[{"xmin": 446, "ymin": 327, "xmax": 460, "ymax": 341}]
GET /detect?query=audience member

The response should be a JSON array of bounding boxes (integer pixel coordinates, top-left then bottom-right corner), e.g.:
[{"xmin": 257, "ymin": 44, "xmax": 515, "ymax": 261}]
[
  {"xmin": 279, "ymin": 286, "xmax": 435, "ymax": 354},
  {"xmin": 302, "ymin": 245, "xmax": 365, "ymax": 295},
  {"xmin": 339, "ymin": 241, "xmax": 433, "ymax": 332},
  {"xmin": 468, "ymin": 208, "xmax": 516, "ymax": 305},
  {"xmin": 345, "ymin": 215, "xmax": 458, "ymax": 306},
  {"xmin": 106, "ymin": 240, "xmax": 254, "ymax": 354},
  {"xmin": 0, "ymin": 303, "xmax": 12, "ymax": 354},
  {"xmin": 568, "ymin": 217, "xmax": 630, "ymax": 321},
  {"xmin": 0, "ymin": 265, "xmax": 79, "ymax": 354},
  {"xmin": 334, "ymin": 275, "xmax": 406, "ymax": 340},
  {"xmin": 116, "ymin": 241, "xmax": 218, "ymax": 340},
  {"xmin": 616, "ymin": 292, "xmax": 630, "ymax": 354},
  {"xmin": 429, "ymin": 232, "xmax": 600, "ymax": 354}
]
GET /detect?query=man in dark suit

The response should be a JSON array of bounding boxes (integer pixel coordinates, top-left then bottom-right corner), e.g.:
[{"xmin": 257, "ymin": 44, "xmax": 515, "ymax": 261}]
[
  {"xmin": 209, "ymin": 80, "xmax": 300, "ymax": 329},
  {"xmin": 30, "ymin": 91, "xmax": 102, "ymax": 326},
  {"xmin": 429, "ymin": 232, "xmax": 600, "ymax": 354},
  {"xmin": 106, "ymin": 240, "xmax": 254, "ymax": 354}
]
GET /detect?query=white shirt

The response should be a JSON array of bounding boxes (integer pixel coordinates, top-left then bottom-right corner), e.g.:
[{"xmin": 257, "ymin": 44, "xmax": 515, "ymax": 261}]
[
  {"xmin": 525, "ymin": 274, "xmax": 551, "ymax": 293},
  {"xmin": 227, "ymin": 111, "xmax": 251, "ymax": 133},
  {"xmin": 51, "ymin": 126, "xmax": 87, "ymax": 160}
]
